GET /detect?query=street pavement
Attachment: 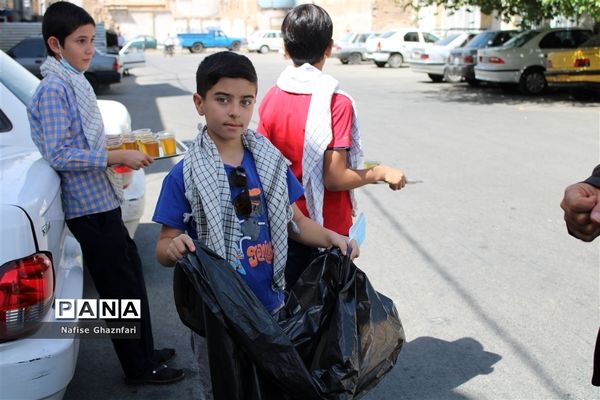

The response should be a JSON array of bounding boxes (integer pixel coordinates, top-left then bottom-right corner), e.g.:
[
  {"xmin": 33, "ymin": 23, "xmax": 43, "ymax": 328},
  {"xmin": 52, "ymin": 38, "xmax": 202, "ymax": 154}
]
[{"xmin": 64, "ymin": 50, "xmax": 600, "ymax": 400}]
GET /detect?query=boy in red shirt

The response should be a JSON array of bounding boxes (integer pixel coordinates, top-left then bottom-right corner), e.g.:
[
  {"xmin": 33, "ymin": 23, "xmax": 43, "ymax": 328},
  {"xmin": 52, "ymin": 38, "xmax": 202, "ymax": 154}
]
[{"xmin": 257, "ymin": 4, "xmax": 406, "ymax": 287}]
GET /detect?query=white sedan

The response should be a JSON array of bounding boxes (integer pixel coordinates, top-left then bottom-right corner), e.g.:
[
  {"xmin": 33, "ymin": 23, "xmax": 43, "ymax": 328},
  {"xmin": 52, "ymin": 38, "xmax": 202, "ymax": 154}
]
[
  {"xmin": 474, "ymin": 28, "xmax": 592, "ymax": 94},
  {"xmin": 0, "ymin": 50, "xmax": 145, "ymax": 400},
  {"xmin": 408, "ymin": 32, "xmax": 477, "ymax": 82}
]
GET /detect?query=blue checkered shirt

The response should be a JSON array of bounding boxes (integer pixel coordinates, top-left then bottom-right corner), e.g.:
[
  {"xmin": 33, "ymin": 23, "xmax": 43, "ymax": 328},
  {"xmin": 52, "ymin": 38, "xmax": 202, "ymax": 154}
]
[{"xmin": 28, "ymin": 76, "xmax": 120, "ymax": 219}]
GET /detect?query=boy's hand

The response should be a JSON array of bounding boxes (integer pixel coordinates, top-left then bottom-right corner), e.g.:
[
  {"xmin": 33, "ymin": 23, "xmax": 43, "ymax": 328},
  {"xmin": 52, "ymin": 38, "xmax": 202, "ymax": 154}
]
[
  {"xmin": 166, "ymin": 234, "xmax": 196, "ymax": 264},
  {"xmin": 379, "ymin": 166, "xmax": 406, "ymax": 191},
  {"xmin": 108, "ymin": 150, "xmax": 153, "ymax": 170},
  {"xmin": 329, "ymin": 232, "xmax": 360, "ymax": 260}
]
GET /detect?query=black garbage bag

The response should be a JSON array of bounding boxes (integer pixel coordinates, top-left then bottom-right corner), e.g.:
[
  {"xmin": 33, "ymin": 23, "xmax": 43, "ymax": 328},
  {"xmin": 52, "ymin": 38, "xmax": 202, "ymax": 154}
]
[{"xmin": 173, "ymin": 241, "xmax": 405, "ymax": 400}]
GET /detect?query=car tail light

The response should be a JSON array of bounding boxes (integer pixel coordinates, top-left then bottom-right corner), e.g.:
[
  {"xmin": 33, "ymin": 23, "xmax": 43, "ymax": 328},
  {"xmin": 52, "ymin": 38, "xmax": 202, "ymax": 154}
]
[
  {"xmin": 0, "ymin": 252, "xmax": 54, "ymax": 341},
  {"xmin": 376, "ymin": 41, "xmax": 381, "ymax": 51},
  {"xmin": 113, "ymin": 58, "xmax": 120, "ymax": 71},
  {"xmin": 464, "ymin": 55, "xmax": 474, "ymax": 63},
  {"xmin": 488, "ymin": 56, "xmax": 504, "ymax": 64},
  {"xmin": 574, "ymin": 58, "xmax": 590, "ymax": 67},
  {"xmin": 479, "ymin": 55, "xmax": 483, "ymax": 62},
  {"xmin": 420, "ymin": 54, "xmax": 429, "ymax": 60}
]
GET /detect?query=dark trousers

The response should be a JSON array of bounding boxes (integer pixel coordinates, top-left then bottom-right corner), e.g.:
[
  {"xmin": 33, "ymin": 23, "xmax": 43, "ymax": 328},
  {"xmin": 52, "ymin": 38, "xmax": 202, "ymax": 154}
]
[
  {"xmin": 67, "ymin": 208, "xmax": 154, "ymax": 378},
  {"xmin": 285, "ymin": 239, "xmax": 319, "ymax": 291}
]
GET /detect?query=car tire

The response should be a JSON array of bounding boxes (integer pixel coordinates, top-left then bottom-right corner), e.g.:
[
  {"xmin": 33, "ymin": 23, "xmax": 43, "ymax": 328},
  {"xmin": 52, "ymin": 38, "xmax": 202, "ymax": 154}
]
[
  {"xmin": 348, "ymin": 52, "xmax": 362, "ymax": 64},
  {"xmin": 231, "ymin": 42, "xmax": 241, "ymax": 51},
  {"xmin": 191, "ymin": 43, "xmax": 204, "ymax": 53},
  {"xmin": 444, "ymin": 69, "xmax": 463, "ymax": 83},
  {"xmin": 519, "ymin": 68, "xmax": 546, "ymax": 95},
  {"xmin": 340, "ymin": 58, "xmax": 349, "ymax": 64},
  {"xmin": 375, "ymin": 61, "xmax": 387, "ymax": 68},
  {"xmin": 428, "ymin": 73, "xmax": 444, "ymax": 83},
  {"xmin": 259, "ymin": 45, "xmax": 269, "ymax": 54},
  {"xmin": 388, "ymin": 53, "xmax": 404, "ymax": 68}
]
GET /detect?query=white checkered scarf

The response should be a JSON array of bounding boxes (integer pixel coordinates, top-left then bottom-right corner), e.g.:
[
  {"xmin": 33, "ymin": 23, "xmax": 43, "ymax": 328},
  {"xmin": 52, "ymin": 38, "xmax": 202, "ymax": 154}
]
[
  {"xmin": 183, "ymin": 124, "xmax": 292, "ymax": 291},
  {"xmin": 276, "ymin": 64, "xmax": 362, "ymax": 225},
  {"xmin": 40, "ymin": 56, "xmax": 123, "ymax": 201}
]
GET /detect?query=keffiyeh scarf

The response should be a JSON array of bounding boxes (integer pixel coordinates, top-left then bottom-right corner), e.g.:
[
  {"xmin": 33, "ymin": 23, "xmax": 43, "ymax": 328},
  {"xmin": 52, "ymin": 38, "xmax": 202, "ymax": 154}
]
[
  {"xmin": 276, "ymin": 63, "xmax": 362, "ymax": 225},
  {"xmin": 183, "ymin": 124, "xmax": 292, "ymax": 291},
  {"xmin": 40, "ymin": 56, "xmax": 123, "ymax": 201}
]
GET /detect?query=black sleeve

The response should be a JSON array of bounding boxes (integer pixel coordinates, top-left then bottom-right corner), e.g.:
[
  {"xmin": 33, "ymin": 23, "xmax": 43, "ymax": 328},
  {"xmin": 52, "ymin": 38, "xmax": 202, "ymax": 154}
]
[{"xmin": 584, "ymin": 165, "xmax": 600, "ymax": 188}]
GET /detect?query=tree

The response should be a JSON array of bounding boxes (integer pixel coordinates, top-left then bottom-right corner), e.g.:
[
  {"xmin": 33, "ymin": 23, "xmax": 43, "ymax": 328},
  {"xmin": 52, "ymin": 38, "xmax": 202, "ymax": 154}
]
[{"xmin": 407, "ymin": 0, "xmax": 599, "ymax": 28}]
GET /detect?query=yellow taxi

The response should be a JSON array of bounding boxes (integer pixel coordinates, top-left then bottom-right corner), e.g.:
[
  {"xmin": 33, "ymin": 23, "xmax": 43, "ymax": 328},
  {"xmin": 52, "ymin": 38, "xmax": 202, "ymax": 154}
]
[{"xmin": 546, "ymin": 33, "xmax": 600, "ymax": 86}]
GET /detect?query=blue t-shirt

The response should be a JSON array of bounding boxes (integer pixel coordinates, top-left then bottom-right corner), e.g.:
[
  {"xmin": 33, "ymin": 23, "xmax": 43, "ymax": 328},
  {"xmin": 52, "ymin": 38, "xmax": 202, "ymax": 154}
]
[{"xmin": 153, "ymin": 149, "xmax": 303, "ymax": 312}]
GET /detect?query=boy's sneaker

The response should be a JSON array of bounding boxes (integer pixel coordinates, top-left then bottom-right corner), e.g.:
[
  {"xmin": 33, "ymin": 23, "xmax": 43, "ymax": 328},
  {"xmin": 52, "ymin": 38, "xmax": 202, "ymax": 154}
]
[
  {"xmin": 153, "ymin": 348, "xmax": 176, "ymax": 363},
  {"xmin": 125, "ymin": 364, "xmax": 185, "ymax": 385}
]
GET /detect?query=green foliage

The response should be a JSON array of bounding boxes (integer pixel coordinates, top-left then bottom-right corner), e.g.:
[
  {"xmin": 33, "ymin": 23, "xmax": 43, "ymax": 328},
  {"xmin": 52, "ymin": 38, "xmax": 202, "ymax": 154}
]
[{"xmin": 407, "ymin": 0, "xmax": 599, "ymax": 27}]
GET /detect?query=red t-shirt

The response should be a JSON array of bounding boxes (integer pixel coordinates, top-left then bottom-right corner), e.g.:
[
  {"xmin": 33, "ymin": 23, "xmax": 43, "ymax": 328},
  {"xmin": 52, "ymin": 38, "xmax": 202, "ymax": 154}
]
[{"xmin": 257, "ymin": 86, "xmax": 354, "ymax": 235}]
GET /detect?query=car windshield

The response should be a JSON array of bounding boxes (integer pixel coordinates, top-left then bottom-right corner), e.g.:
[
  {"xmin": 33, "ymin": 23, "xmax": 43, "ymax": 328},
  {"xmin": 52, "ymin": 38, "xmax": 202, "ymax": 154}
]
[
  {"xmin": 464, "ymin": 31, "xmax": 495, "ymax": 48},
  {"xmin": 339, "ymin": 33, "xmax": 354, "ymax": 42},
  {"xmin": 580, "ymin": 33, "xmax": 600, "ymax": 47},
  {"xmin": 0, "ymin": 50, "xmax": 39, "ymax": 105},
  {"xmin": 502, "ymin": 30, "xmax": 540, "ymax": 48},
  {"xmin": 435, "ymin": 33, "xmax": 461, "ymax": 46}
]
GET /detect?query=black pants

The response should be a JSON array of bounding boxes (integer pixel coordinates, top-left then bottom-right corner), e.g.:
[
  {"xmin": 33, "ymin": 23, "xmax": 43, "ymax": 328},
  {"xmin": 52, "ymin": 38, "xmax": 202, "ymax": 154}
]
[
  {"xmin": 285, "ymin": 239, "xmax": 319, "ymax": 291},
  {"xmin": 67, "ymin": 208, "xmax": 153, "ymax": 378}
]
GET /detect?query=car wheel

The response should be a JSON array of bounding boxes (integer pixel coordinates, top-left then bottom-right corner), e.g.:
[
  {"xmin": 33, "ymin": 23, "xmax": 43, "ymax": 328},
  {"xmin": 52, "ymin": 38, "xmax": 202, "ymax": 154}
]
[
  {"xmin": 348, "ymin": 52, "xmax": 361, "ymax": 64},
  {"xmin": 428, "ymin": 73, "xmax": 444, "ymax": 83},
  {"xmin": 519, "ymin": 68, "xmax": 546, "ymax": 95},
  {"xmin": 231, "ymin": 42, "xmax": 241, "ymax": 51},
  {"xmin": 388, "ymin": 53, "xmax": 404, "ymax": 68},
  {"xmin": 444, "ymin": 69, "xmax": 463, "ymax": 83},
  {"xmin": 191, "ymin": 43, "xmax": 204, "ymax": 53},
  {"xmin": 259, "ymin": 45, "xmax": 269, "ymax": 54},
  {"xmin": 375, "ymin": 61, "xmax": 387, "ymax": 68}
]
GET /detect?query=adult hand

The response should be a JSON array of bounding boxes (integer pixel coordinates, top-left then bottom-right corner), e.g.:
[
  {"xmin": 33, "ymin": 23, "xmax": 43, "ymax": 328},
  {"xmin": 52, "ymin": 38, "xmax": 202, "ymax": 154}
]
[{"xmin": 560, "ymin": 182, "xmax": 600, "ymax": 242}]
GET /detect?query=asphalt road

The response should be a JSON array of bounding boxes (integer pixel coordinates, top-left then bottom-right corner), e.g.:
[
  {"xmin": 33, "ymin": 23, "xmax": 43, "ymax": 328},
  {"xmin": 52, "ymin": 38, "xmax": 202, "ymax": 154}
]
[{"xmin": 64, "ymin": 50, "xmax": 600, "ymax": 400}]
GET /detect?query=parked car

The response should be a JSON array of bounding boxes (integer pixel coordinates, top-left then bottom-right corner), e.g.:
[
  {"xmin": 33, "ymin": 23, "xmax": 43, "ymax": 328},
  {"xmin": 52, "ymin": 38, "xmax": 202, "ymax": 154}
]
[
  {"xmin": 0, "ymin": 50, "xmax": 145, "ymax": 400},
  {"xmin": 246, "ymin": 30, "xmax": 283, "ymax": 54},
  {"xmin": 178, "ymin": 29, "xmax": 244, "ymax": 53},
  {"xmin": 545, "ymin": 33, "xmax": 600, "ymax": 88},
  {"xmin": 118, "ymin": 37, "xmax": 146, "ymax": 75},
  {"xmin": 408, "ymin": 32, "xmax": 477, "ymax": 82},
  {"xmin": 445, "ymin": 30, "xmax": 519, "ymax": 85},
  {"xmin": 131, "ymin": 35, "xmax": 157, "ymax": 49},
  {"xmin": 332, "ymin": 32, "xmax": 379, "ymax": 64},
  {"xmin": 7, "ymin": 37, "xmax": 121, "ymax": 92},
  {"xmin": 474, "ymin": 28, "xmax": 593, "ymax": 94},
  {"xmin": 367, "ymin": 29, "xmax": 440, "ymax": 68}
]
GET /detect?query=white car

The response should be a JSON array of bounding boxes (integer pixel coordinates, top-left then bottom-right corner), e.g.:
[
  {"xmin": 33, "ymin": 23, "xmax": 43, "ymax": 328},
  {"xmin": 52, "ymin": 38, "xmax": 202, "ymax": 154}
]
[
  {"xmin": 408, "ymin": 32, "xmax": 477, "ymax": 82},
  {"xmin": 246, "ymin": 30, "xmax": 283, "ymax": 54},
  {"xmin": 119, "ymin": 38, "xmax": 146, "ymax": 76},
  {"xmin": 474, "ymin": 28, "xmax": 593, "ymax": 94},
  {"xmin": 368, "ymin": 28, "xmax": 440, "ymax": 68},
  {"xmin": 0, "ymin": 50, "xmax": 144, "ymax": 400}
]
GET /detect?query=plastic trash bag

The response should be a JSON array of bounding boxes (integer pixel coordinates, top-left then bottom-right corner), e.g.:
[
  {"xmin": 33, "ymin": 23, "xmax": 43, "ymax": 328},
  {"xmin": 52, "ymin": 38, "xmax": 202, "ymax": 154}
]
[{"xmin": 173, "ymin": 241, "xmax": 405, "ymax": 400}]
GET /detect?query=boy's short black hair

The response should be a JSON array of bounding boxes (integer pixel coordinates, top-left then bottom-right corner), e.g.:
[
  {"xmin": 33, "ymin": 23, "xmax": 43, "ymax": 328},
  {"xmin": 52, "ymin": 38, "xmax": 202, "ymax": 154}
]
[
  {"xmin": 42, "ymin": 1, "xmax": 95, "ymax": 57},
  {"xmin": 281, "ymin": 4, "xmax": 333, "ymax": 66},
  {"xmin": 195, "ymin": 52, "xmax": 258, "ymax": 97}
]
